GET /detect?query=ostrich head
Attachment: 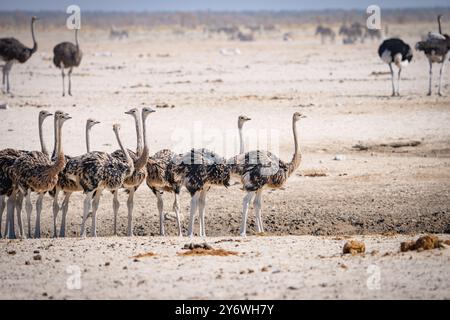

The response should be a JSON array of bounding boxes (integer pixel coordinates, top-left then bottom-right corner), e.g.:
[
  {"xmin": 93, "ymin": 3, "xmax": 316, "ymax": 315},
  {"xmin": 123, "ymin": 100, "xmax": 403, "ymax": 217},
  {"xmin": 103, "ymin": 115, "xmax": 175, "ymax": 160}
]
[
  {"xmin": 86, "ymin": 118, "xmax": 100, "ymax": 129},
  {"xmin": 57, "ymin": 112, "xmax": 72, "ymax": 125},
  {"xmin": 125, "ymin": 108, "xmax": 139, "ymax": 117},
  {"xmin": 31, "ymin": 16, "xmax": 39, "ymax": 23},
  {"xmin": 39, "ymin": 110, "xmax": 53, "ymax": 121},
  {"xmin": 238, "ymin": 115, "xmax": 251, "ymax": 128},
  {"xmin": 142, "ymin": 106, "xmax": 156, "ymax": 120},
  {"xmin": 293, "ymin": 112, "xmax": 306, "ymax": 122},
  {"xmin": 113, "ymin": 123, "xmax": 121, "ymax": 132}
]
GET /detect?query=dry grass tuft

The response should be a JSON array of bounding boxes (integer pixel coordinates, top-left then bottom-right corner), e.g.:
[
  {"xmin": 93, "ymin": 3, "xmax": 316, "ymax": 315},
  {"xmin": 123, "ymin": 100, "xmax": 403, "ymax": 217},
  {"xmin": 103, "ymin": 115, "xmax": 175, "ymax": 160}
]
[
  {"xmin": 131, "ymin": 252, "xmax": 157, "ymax": 259},
  {"xmin": 178, "ymin": 248, "xmax": 239, "ymax": 257}
]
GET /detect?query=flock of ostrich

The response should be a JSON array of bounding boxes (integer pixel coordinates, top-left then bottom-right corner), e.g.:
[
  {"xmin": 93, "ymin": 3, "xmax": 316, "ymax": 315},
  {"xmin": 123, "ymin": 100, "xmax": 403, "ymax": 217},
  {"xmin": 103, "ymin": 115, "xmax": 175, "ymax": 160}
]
[{"xmin": 0, "ymin": 13, "xmax": 450, "ymax": 240}]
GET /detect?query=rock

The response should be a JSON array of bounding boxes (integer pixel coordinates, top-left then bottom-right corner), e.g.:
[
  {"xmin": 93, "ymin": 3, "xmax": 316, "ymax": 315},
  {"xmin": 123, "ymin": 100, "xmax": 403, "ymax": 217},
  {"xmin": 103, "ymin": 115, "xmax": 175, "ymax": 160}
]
[
  {"xmin": 0, "ymin": 103, "xmax": 9, "ymax": 110},
  {"xmin": 33, "ymin": 254, "xmax": 42, "ymax": 261},
  {"xmin": 343, "ymin": 240, "xmax": 365, "ymax": 255},
  {"xmin": 7, "ymin": 250, "xmax": 16, "ymax": 255},
  {"xmin": 333, "ymin": 155, "xmax": 345, "ymax": 161},
  {"xmin": 400, "ymin": 235, "xmax": 443, "ymax": 252}
]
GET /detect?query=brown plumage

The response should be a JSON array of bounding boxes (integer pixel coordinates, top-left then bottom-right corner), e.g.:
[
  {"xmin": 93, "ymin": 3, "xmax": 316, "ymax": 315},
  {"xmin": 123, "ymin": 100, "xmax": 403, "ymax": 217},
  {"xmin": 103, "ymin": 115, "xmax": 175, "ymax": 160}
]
[
  {"xmin": 111, "ymin": 107, "xmax": 154, "ymax": 236},
  {"xmin": 53, "ymin": 28, "xmax": 82, "ymax": 96},
  {"xmin": 8, "ymin": 112, "xmax": 71, "ymax": 238},
  {"xmin": 79, "ymin": 124, "xmax": 134, "ymax": 237},
  {"xmin": 51, "ymin": 118, "xmax": 100, "ymax": 238},
  {"xmin": 232, "ymin": 112, "xmax": 305, "ymax": 236},
  {"xmin": 173, "ymin": 148, "xmax": 231, "ymax": 237}
]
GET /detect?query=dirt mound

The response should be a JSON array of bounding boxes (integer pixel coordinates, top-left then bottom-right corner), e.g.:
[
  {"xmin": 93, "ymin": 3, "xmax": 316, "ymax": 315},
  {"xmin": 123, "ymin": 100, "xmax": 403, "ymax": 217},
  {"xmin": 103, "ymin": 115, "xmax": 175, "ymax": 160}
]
[
  {"xmin": 400, "ymin": 235, "xmax": 447, "ymax": 252},
  {"xmin": 131, "ymin": 252, "xmax": 157, "ymax": 259},
  {"xmin": 343, "ymin": 240, "xmax": 366, "ymax": 255},
  {"xmin": 179, "ymin": 243, "xmax": 238, "ymax": 256}
]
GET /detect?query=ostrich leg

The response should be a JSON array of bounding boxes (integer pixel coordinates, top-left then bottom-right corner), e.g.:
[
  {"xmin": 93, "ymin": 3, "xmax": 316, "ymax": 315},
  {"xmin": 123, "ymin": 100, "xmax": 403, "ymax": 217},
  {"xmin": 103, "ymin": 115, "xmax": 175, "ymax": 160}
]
[
  {"xmin": 388, "ymin": 63, "xmax": 395, "ymax": 96},
  {"xmin": 68, "ymin": 67, "xmax": 73, "ymax": 96},
  {"xmin": 61, "ymin": 69, "xmax": 65, "ymax": 97},
  {"xmin": 5, "ymin": 62, "xmax": 13, "ymax": 94},
  {"xmin": 438, "ymin": 59, "xmax": 447, "ymax": 96},
  {"xmin": 173, "ymin": 192, "xmax": 182, "ymax": 236},
  {"xmin": 155, "ymin": 191, "xmax": 165, "ymax": 236},
  {"xmin": 254, "ymin": 189, "xmax": 264, "ymax": 233},
  {"xmin": 428, "ymin": 59, "xmax": 433, "ymax": 96},
  {"xmin": 6, "ymin": 191, "xmax": 16, "ymax": 239},
  {"xmin": 24, "ymin": 193, "xmax": 33, "ymax": 239},
  {"xmin": 198, "ymin": 190, "xmax": 207, "ymax": 237},
  {"xmin": 240, "ymin": 191, "xmax": 255, "ymax": 237},
  {"xmin": 15, "ymin": 191, "xmax": 26, "ymax": 239},
  {"xmin": 52, "ymin": 188, "xmax": 60, "ymax": 237},
  {"xmin": 34, "ymin": 193, "xmax": 44, "ymax": 238},
  {"xmin": 187, "ymin": 192, "xmax": 200, "ymax": 237},
  {"xmin": 80, "ymin": 191, "xmax": 93, "ymax": 237},
  {"xmin": 59, "ymin": 192, "xmax": 72, "ymax": 237},
  {"xmin": 90, "ymin": 189, "xmax": 102, "ymax": 237},
  {"xmin": 397, "ymin": 68, "xmax": 402, "ymax": 96},
  {"xmin": 0, "ymin": 195, "xmax": 5, "ymax": 238},
  {"xmin": 112, "ymin": 191, "xmax": 120, "ymax": 235},
  {"xmin": 126, "ymin": 188, "xmax": 135, "ymax": 237}
]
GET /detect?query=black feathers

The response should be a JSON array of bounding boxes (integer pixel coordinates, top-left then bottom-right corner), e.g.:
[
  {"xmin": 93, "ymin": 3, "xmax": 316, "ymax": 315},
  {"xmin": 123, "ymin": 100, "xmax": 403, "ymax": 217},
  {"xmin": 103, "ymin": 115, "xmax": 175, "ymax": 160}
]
[{"xmin": 378, "ymin": 38, "xmax": 413, "ymax": 63}]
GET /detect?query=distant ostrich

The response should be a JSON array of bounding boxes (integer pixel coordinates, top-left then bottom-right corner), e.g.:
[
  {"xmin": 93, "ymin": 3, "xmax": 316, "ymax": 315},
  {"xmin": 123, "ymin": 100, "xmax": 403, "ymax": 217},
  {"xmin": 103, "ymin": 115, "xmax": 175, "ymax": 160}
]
[
  {"xmin": 79, "ymin": 124, "xmax": 134, "ymax": 237},
  {"xmin": 51, "ymin": 118, "xmax": 100, "ymax": 238},
  {"xmin": 378, "ymin": 38, "xmax": 413, "ymax": 96},
  {"xmin": 365, "ymin": 29, "xmax": 382, "ymax": 42},
  {"xmin": 53, "ymin": 28, "xmax": 82, "ymax": 96},
  {"xmin": 0, "ymin": 16, "xmax": 39, "ymax": 93},
  {"xmin": 174, "ymin": 148, "xmax": 230, "ymax": 237},
  {"xmin": 0, "ymin": 110, "xmax": 52, "ymax": 238},
  {"xmin": 232, "ymin": 112, "xmax": 305, "ymax": 236},
  {"xmin": 110, "ymin": 26, "xmax": 129, "ymax": 40},
  {"xmin": 7, "ymin": 112, "xmax": 70, "ymax": 239},
  {"xmin": 315, "ymin": 26, "xmax": 336, "ymax": 44},
  {"xmin": 415, "ymin": 15, "xmax": 450, "ymax": 96},
  {"xmin": 111, "ymin": 107, "xmax": 154, "ymax": 236},
  {"xmin": 339, "ymin": 23, "xmax": 363, "ymax": 44}
]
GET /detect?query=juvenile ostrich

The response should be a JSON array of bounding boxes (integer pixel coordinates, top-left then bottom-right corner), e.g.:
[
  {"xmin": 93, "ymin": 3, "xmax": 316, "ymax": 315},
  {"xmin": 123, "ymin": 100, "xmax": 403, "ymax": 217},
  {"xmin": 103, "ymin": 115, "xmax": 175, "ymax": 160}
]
[
  {"xmin": 0, "ymin": 16, "xmax": 39, "ymax": 93},
  {"xmin": 174, "ymin": 148, "xmax": 230, "ymax": 237},
  {"xmin": 79, "ymin": 124, "xmax": 134, "ymax": 237},
  {"xmin": 232, "ymin": 112, "xmax": 305, "ymax": 237},
  {"xmin": 315, "ymin": 26, "xmax": 335, "ymax": 44},
  {"xmin": 111, "ymin": 107, "xmax": 154, "ymax": 236},
  {"xmin": 416, "ymin": 15, "xmax": 450, "ymax": 96},
  {"xmin": 0, "ymin": 110, "xmax": 52, "ymax": 238},
  {"xmin": 378, "ymin": 38, "xmax": 413, "ymax": 96},
  {"xmin": 7, "ymin": 112, "xmax": 70, "ymax": 239},
  {"xmin": 53, "ymin": 28, "xmax": 82, "ymax": 96},
  {"xmin": 51, "ymin": 118, "xmax": 100, "ymax": 238},
  {"xmin": 228, "ymin": 115, "xmax": 251, "ymax": 180}
]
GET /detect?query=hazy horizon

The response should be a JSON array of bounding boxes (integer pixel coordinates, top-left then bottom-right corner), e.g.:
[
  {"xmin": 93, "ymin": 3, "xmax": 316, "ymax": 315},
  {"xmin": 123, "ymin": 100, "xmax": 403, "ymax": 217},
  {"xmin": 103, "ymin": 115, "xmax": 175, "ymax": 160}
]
[{"xmin": 0, "ymin": 0, "xmax": 449, "ymax": 12}]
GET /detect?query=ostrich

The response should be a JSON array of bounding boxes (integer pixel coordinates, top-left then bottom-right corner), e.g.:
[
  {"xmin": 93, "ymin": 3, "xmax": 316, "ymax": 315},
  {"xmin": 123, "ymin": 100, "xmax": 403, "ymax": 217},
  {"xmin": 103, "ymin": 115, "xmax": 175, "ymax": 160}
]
[
  {"xmin": 378, "ymin": 38, "xmax": 413, "ymax": 96},
  {"xmin": 365, "ymin": 29, "xmax": 382, "ymax": 42},
  {"xmin": 174, "ymin": 148, "xmax": 230, "ymax": 237},
  {"xmin": 0, "ymin": 16, "xmax": 39, "ymax": 93},
  {"xmin": 53, "ymin": 28, "xmax": 82, "ymax": 96},
  {"xmin": 415, "ymin": 15, "xmax": 450, "ymax": 96},
  {"xmin": 111, "ymin": 107, "xmax": 154, "ymax": 236},
  {"xmin": 232, "ymin": 112, "xmax": 305, "ymax": 237},
  {"xmin": 0, "ymin": 110, "xmax": 52, "ymax": 238},
  {"xmin": 79, "ymin": 124, "xmax": 134, "ymax": 237},
  {"xmin": 7, "ymin": 112, "xmax": 70, "ymax": 239},
  {"xmin": 315, "ymin": 26, "xmax": 336, "ymax": 44},
  {"xmin": 51, "ymin": 118, "xmax": 100, "ymax": 238}
]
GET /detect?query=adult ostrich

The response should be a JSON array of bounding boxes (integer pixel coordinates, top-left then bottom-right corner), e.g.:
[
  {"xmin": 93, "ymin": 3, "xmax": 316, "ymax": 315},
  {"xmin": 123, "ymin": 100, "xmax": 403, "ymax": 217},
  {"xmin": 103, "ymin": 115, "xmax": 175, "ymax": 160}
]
[
  {"xmin": 53, "ymin": 28, "xmax": 82, "ymax": 96},
  {"xmin": 415, "ymin": 15, "xmax": 450, "ymax": 96},
  {"xmin": 378, "ymin": 38, "xmax": 413, "ymax": 96},
  {"xmin": 0, "ymin": 16, "xmax": 39, "ymax": 93}
]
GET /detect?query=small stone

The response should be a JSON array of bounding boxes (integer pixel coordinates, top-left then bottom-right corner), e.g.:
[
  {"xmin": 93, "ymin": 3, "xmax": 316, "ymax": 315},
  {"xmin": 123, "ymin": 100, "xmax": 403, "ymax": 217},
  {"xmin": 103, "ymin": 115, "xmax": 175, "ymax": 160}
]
[
  {"xmin": 105, "ymin": 262, "xmax": 110, "ymax": 266},
  {"xmin": 33, "ymin": 254, "xmax": 42, "ymax": 261},
  {"xmin": 25, "ymin": 261, "xmax": 31, "ymax": 265},
  {"xmin": 33, "ymin": 250, "xmax": 40, "ymax": 254},
  {"xmin": 261, "ymin": 267, "xmax": 269, "ymax": 272},
  {"xmin": 7, "ymin": 250, "xmax": 16, "ymax": 255}
]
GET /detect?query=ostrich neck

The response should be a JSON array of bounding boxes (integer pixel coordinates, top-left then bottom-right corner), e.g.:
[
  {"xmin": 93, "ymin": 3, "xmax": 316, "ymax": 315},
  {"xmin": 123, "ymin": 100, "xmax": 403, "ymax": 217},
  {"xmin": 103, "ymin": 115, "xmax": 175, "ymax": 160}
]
[
  {"xmin": 438, "ymin": 17, "xmax": 442, "ymax": 34},
  {"xmin": 51, "ymin": 116, "xmax": 58, "ymax": 159},
  {"xmin": 85, "ymin": 124, "xmax": 91, "ymax": 153},
  {"xmin": 287, "ymin": 118, "xmax": 301, "ymax": 177},
  {"xmin": 135, "ymin": 115, "xmax": 149, "ymax": 171},
  {"xmin": 75, "ymin": 29, "xmax": 79, "ymax": 49},
  {"xmin": 31, "ymin": 20, "xmax": 37, "ymax": 53},
  {"xmin": 48, "ymin": 120, "xmax": 66, "ymax": 177},
  {"xmin": 238, "ymin": 124, "xmax": 244, "ymax": 154},
  {"xmin": 134, "ymin": 113, "xmax": 143, "ymax": 155},
  {"xmin": 38, "ymin": 117, "xmax": 48, "ymax": 156},
  {"xmin": 115, "ymin": 130, "xmax": 134, "ymax": 173}
]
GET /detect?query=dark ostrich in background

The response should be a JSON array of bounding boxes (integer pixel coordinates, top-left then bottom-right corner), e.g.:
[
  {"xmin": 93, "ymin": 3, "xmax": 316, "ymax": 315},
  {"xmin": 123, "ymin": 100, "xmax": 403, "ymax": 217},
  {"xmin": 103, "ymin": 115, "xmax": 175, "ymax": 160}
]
[
  {"xmin": 53, "ymin": 28, "xmax": 83, "ymax": 96},
  {"xmin": 378, "ymin": 38, "xmax": 413, "ymax": 96},
  {"xmin": 0, "ymin": 16, "xmax": 39, "ymax": 94},
  {"xmin": 416, "ymin": 15, "xmax": 450, "ymax": 96}
]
